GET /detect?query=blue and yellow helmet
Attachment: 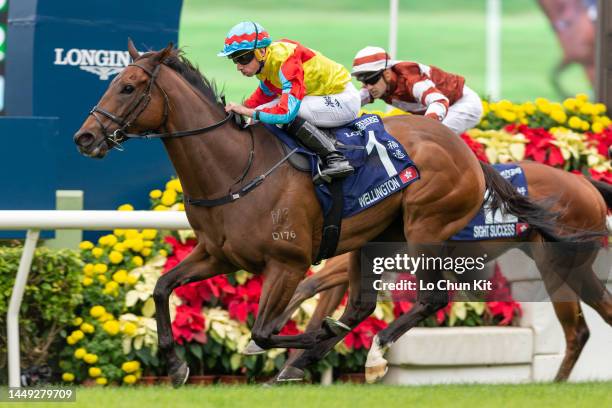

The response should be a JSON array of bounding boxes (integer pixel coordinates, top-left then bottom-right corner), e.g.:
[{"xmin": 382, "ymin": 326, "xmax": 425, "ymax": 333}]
[{"xmin": 217, "ymin": 21, "xmax": 272, "ymax": 57}]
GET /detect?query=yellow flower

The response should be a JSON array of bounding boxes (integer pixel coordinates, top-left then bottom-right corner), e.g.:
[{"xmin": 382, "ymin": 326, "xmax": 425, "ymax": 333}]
[
  {"xmin": 568, "ymin": 116, "xmax": 582, "ymax": 129},
  {"xmin": 99, "ymin": 312, "xmax": 114, "ymax": 323},
  {"xmin": 100, "ymin": 234, "xmax": 118, "ymax": 247},
  {"xmin": 161, "ymin": 190, "xmax": 178, "ymax": 207},
  {"xmin": 142, "ymin": 229, "xmax": 158, "ymax": 240},
  {"xmin": 121, "ymin": 361, "xmax": 141, "ymax": 373},
  {"xmin": 141, "ymin": 248, "xmax": 152, "ymax": 257},
  {"xmin": 97, "ymin": 275, "xmax": 107, "ymax": 283},
  {"xmin": 94, "ymin": 263, "xmax": 108, "ymax": 274},
  {"xmin": 132, "ymin": 256, "xmax": 144, "ymax": 267},
  {"xmin": 143, "ymin": 240, "xmax": 154, "ymax": 248},
  {"xmin": 123, "ymin": 374, "xmax": 137, "ymax": 384},
  {"xmin": 126, "ymin": 275, "xmax": 139, "ymax": 285},
  {"xmin": 177, "ymin": 203, "xmax": 185, "ymax": 211},
  {"xmin": 113, "ymin": 229, "xmax": 125, "ymax": 237},
  {"xmin": 592, "ymin": 122, "xmax": 604, "ymax": 133},
  {"xmin": 131, "ymin": 239, "xmax": 144, "ymax": 252},
  {"xmin": 154, "ymin": 204, "xmax": 169, "ymax": 211},
  {"xmin": 71, "ymin": 330, "xmax": 84, "ymax": 341},
  {"xmin": 92, "ymin": 248, "xmax": 104, "ymax": 258},
  {"xmin": 83, "ymin": 263, "xmax": 95, "ymax": 276},
  {"xmin": 522, "ymin": 102, "xmax": 536, "ymax": 115},
  {"xmin": 166, "ymin": 178, "xmax": 183, "ymax": 193},
  {"xmin": 594, "ymin": 103, "xmax": 607, "ymax": 115},
  {"xmin": 103, "ymin": 320, "xmax": 120, "ymax": 336},
  {"xmin": 121, "ymin": 322, "xmax": 138, "ymax": 336},
  {"xmin": 550, "ymin": 109, "xmax": 567, "ymax": 124},
  {"xmin": 79, "ymin": 241, "xmax": 94, "ymax": 250},
  {"xmin": 581, "ymin": 121, "xmax": 590, "ymax": 131},
  {"xmin": 66, "ymin": 336, "xmax": 77, "ymax": 345},
  {"xmin": 90, "ymin": 305, "xmax": 106, "ymax": 318},
  {"xmin": 159, "ymin": 249, "xmax": 168, "ymax": 257},
  {"xmin": 103, "ymin": 281, "xmax": 119, "ymax": 295},
  {"xmin": 501, "ymin": 111, "xmax": 517, "ymax": 122},
  {"xmin": 579, "ymin": 104, "xmax": 594, "ymax": 116},
  {"xmin": 109, "ymin": 251, "xmax": 124, "ymax": 264},
  {"xmin": 149, "ymin": 189, "xmax": 162, "ymax": 199},
  {"xmin": 88, "ymin": 367, "xmax": 102, "ymax": 378},
  {"xmin": 74, "ymin": 348, "xmax": 87, "ymax": 359},
  {"xmin": 96, "ymin": 377, "xmax": 108, "ymax": 385},
  {"xmin": 83, "ymin": 353, "xmax": 98, "ymax": 364},
  {"xmin": 118, "ymin": 204, "xmax": 134, "ymax": 211},
  {"xmin": 62, "ymin": 373, "xmax": 75, "ymax": 382},
  {"xmin": 113, "ymin": 242, "xmax": 126, "ymax": 253},
  {"xmin": 82, "ymin": 277, "xmax": 93, "ymax": 286},
  {"xmin": 125, "ymin": 229, "xmax": 140, "ymax": 239},
  {"xmin": 80, "ymin": 323, "xmax": 95, "ymax": 334},
  {"xmin": 112, "ymin": 269, "xmax": 128, "ymax": 284},
  {"xmin": 72, "ymin": 317, "xmax": 83, "ymax": 326},
  {"xmin": 576, "ymin": 93, "xmax": 589, "ymax": 102}
]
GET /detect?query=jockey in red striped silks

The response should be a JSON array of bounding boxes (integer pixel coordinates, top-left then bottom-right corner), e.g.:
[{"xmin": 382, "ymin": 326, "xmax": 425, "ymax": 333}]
[
  {"xmin": 219, "ymin": 21, "xmax": 360, "ymax": 179},
  {"xmin": 352, "ymin": 46, "xmax": 483, "ymax": 135}
]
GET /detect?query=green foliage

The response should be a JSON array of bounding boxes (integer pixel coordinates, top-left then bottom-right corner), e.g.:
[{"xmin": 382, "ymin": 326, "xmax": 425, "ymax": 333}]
[{"xmin": 0, "ymin": 247, "xmax": 83, "ymax": 384}]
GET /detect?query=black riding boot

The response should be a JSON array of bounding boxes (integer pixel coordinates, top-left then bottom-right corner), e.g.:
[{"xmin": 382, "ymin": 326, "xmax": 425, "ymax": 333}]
[{"xmin": 287, "ymin": 117, "xmax": 354, "ymax": 179}]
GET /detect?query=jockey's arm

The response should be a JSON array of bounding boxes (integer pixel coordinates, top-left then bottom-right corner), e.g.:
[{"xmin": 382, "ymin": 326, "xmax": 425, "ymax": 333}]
[
  {"xmin": 407, "ymin": 73, "xmax": 450, "ymax": 122},
  {"xmin": 359, "ymin": 87, "xmax": 373, "ymax": 106},
  {"xmin": 252, "ymin": 55, "xmax": 306, "ymax": 125}
]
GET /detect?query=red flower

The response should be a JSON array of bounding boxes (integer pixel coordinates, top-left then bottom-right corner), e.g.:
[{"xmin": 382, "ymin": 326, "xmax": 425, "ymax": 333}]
[
  {"xmin": 172, "ymin": 304, "xmax": 206, "ymax": 345},
  {"xmin": 511, "ymin": 125, "xmax": 565, "ymax": 167},
  {"xmin": 487, "ymin": 301, "xmax": 521, "ymax": 326},
  {"xmin": 279, "ymin": 319, "xmax": 302, "ymax": 336},
  {"xmin": 585, "ymin": 127, "xmax": 612, "ymax": 157},
  {"xmin": 460, "ymin": 133, "xmax": 490, "ymax": 163},
  {"xmin": 223, "ymin": 276, "xmax": 262, "ymax": 323},
  {"xmin": 343, "ymin": 317, "xmax": 388, "ymax": 350}
]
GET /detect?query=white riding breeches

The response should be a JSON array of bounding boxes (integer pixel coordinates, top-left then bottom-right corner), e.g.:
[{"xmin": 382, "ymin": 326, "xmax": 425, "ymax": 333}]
[
  {"xmin": 253, "ymin": 82, "xmax": 361, "ymax": 128},
  {"xmin": 442, "ymin": 85, "xmax": 483, "ymax": 135}
]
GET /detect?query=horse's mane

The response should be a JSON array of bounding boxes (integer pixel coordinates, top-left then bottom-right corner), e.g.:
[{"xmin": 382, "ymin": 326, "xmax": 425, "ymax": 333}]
[{"xmin": 138, "ymin": 48, "xmax": 226, "ymax": 112}]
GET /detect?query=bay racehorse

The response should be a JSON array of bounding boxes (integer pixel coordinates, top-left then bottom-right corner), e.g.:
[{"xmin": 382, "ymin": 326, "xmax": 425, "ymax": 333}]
[
  {"xmin": 73, "ymin": 42, "xmax": 605, "ymax": 386},
  {"xmin": 253, "ymin": 169, "xmax": 612, "ymax": 383}
]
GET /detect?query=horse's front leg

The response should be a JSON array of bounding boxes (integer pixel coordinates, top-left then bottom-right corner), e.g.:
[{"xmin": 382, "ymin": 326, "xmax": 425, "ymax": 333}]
[
  {"xmin": 153, "ymin": 243, "xmax": 237, "ymax": 387},
  {"xmin": 249, "ymin": 258, "xmax": 332, "ymax": 350}
]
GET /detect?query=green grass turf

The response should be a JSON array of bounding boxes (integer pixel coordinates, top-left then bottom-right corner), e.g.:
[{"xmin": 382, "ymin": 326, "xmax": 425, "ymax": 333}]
[
  {"xmin": 8, "ymin": 382, "xmax": 612, "ymax": 408},
  {"xmin": 177, "ymin": 0, "xmax": 591, "ymax": 108}
]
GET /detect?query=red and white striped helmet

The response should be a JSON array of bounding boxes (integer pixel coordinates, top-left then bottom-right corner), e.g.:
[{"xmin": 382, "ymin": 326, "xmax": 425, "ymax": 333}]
[{"xmin": 351, "ymin": 46, "xmax": 395, "ymax": 76}]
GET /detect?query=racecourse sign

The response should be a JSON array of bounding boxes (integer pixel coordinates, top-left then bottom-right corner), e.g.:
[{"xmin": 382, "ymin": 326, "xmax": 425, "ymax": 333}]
[
  {"xmin": 53, "ymin": 48, "xmax": 129, "ymax": 80},
  {"xmin": 2, "ymin": 0, "xmax": 182, "ymax": 214}
]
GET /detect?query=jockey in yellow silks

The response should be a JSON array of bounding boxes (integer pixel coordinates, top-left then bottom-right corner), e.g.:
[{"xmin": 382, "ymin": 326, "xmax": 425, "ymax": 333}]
[{"xmin": 219, "ymin": 21, "xmax": 360, "ymax": 179}]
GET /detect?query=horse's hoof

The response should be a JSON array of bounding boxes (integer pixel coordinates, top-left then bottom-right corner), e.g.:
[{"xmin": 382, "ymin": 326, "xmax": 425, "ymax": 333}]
[
  {"xmin": 365, "ymin": 361, "xmax": 388, "ymax": 384},
  {"xmin": 323, "ymin": 316, "xmax": 351, "ymax": 336},
  {"xmin": 276, "ymin": 366, "xmax": 305, "ymax": 382},
  {"xmin": 170, "ymin": 362, "xmax": 190, "ymax": 388},
  {"xmin": 243, "ymin": 340, "xmax": 266, "ymax": 355}
]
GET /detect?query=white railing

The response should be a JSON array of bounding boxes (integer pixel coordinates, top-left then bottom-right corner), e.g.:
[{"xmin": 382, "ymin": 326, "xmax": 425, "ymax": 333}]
[{"xmin": 0, "ymin": 211, "xmax": 190, "ymax": 388}]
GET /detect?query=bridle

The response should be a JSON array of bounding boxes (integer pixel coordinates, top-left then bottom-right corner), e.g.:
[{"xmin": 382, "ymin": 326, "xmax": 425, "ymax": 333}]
[{"xmin": 88, "ymin": 61, "xmax": 234, "ymax": 150}]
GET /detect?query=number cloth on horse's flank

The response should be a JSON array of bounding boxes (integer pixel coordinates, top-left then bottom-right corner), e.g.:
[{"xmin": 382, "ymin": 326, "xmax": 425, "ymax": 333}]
[
  {"xmin": 264, "ymin": 114, "xmax": 420, "ymax": 217},
  {"xmin": 452, "ymin": 163, "xmax": 530, "ymax": 241}
]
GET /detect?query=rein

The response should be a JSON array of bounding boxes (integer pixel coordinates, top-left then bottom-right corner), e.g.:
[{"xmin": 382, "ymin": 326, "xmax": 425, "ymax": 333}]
[{"xmin": 88, "ymin": 59, "xmax": 296, "ymax": 207}]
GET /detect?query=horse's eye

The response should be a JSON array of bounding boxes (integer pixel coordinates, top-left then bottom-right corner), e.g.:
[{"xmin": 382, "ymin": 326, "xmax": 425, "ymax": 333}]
[{"xmin": 121, "ymin": 84, "xmax": 135, "ymax": 94}]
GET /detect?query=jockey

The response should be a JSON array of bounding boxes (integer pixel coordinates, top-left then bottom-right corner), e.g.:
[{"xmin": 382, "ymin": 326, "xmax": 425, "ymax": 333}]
[
  {"xmin": 219, "ymin": 21, "xmax": 360, "ymax": 179},
  {"xmin": 351, "ymin": 46, "xmax": 483, "ymax": 135}
]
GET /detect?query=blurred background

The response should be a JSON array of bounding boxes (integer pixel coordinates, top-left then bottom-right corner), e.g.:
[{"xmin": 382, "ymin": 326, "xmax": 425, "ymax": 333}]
[{"xmin": 178, "ymin": 0, "xmax": 592, "ymax": 107}]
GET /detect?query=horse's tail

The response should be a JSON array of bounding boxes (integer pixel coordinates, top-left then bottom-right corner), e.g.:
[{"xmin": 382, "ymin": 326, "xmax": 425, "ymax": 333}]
[
  {"xmin": 479, "ymin": 162, "xmax": 605, "ymax": 242},
  {"xmin": 588, "ymin": 178, "xmax": 612, "ymax": 210}
]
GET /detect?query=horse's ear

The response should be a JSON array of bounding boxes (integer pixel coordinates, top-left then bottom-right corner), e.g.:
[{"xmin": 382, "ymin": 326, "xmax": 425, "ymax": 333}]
[
  {"xmin": 154, "ymin": 42, "xmax": 174, "ymax": 64},
  {"xmin": 127, "ymin": 38, "xmax": 139, "ymax": 60}
]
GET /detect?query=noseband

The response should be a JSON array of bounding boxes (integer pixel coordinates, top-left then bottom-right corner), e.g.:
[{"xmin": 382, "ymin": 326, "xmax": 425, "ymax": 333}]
[{"xmin": 89, "ymin": 61, "xmax": 233, "ymax": 149}]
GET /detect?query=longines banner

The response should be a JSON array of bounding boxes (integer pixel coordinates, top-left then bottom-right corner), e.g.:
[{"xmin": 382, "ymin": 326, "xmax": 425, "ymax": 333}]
[{"xmin": 2, "ymin": 0, "xmax": 182, "ymax": 214}]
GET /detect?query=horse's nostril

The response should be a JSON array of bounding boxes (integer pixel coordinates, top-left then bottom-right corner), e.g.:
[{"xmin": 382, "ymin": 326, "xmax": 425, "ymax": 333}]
[{"xmin": 74, "ymin": 131, "xmax": 96, "ymax": 147}]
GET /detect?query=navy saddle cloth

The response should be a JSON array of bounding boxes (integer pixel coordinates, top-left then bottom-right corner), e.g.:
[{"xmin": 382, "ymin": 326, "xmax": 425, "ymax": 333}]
[
  {"xmin": 452, "ymin": 163, "xmax": 530, "ymax": 241},
  {"xmin": 264, "ymin": 114, "xmax": 420, "ymax": 217}
]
